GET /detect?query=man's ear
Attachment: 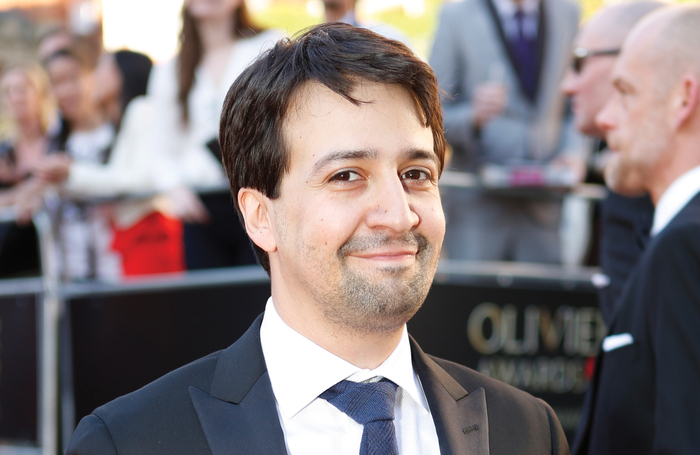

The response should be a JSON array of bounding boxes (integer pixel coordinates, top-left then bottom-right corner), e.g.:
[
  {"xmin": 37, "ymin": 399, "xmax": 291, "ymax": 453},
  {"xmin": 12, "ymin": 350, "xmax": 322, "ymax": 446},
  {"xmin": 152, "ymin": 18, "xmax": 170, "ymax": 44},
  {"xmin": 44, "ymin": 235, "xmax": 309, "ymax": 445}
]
[
  {"xmin": 674, "ymin": 73, "xmax": 700, "ymax": 129},
  {"xmin": 238, "ymin": 188, "xmax": 277, "ymax": 253}
]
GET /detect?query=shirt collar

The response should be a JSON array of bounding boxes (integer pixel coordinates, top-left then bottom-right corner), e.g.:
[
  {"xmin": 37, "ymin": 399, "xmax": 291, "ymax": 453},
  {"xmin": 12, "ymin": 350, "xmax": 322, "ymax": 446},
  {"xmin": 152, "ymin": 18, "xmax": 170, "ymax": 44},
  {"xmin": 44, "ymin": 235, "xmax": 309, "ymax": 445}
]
[
  {"xmin": 259, "ymin": 298, "xmax": 428, "ymax": 420},
  {"xmin": 651, "ymin": 165, "xmax": 700, "ymax": 236},
  {"xmin": 492, "ymin": 0, "xmax": 540, "ymax": 17}
]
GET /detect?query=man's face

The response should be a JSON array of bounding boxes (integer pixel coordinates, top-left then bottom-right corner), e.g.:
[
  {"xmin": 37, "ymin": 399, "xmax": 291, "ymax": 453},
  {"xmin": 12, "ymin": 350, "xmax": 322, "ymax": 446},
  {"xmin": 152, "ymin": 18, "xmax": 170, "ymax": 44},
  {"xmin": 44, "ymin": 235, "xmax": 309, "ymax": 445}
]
[
  {"xmin": 47, "ymin": 56, "xmax": 95, "ymax": 123},
  {"xmin": 560, "ymin": 23, "xmax": 619, "ymax": 138},
  {"xmin": 596, "ymin": 33, "xmax": 671, "ymax": 195},
  {"xmin": 268, "ymin": 82, "xmax": 444, "ymax": 334},
  {"xmin": 323, "ymin": 0, "xmax": 355, "ymax": 22}
]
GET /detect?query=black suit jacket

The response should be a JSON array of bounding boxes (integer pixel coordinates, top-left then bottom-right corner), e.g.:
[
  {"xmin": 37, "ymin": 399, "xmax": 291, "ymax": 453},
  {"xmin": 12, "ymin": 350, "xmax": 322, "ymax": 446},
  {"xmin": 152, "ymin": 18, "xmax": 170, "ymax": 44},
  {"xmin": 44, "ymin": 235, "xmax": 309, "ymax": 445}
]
[
  {"xmin": 573, "ymin": 192, "xmax": 700, "ymax": 455},
  {"xmin": 66, "ymin": 314, "xmax": 568, "ymax": 455},
  {"xmin": 597, "ymin": 191, "xmax": 654, "ymax": 325}
]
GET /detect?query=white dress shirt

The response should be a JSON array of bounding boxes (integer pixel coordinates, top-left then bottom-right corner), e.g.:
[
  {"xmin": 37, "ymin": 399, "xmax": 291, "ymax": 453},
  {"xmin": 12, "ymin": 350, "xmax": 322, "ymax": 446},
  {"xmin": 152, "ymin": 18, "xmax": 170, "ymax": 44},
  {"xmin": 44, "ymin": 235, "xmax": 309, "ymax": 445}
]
[
  {"xmin": 651, "ymin": 165, "xmax": 700, "ymax": 236},
  {"xmin": 259, "ymin": 298, "xmax": 441, "ymax": 455}
]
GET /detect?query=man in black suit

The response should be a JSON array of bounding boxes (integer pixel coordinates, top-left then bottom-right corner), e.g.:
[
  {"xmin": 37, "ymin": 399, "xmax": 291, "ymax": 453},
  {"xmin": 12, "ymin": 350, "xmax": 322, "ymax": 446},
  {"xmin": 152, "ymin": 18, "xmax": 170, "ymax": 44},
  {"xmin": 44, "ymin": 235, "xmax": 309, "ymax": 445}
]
[
  {"xmin": 66, "ymin": 24, "xmax": 568, "ymax": 455},
  {"xmin": 560, "ymin": 1, "xmax": 662, "ymax": 325},
  {"xmin": 572, "ymin": 6, "xmax": 700, "ymax": 455}
]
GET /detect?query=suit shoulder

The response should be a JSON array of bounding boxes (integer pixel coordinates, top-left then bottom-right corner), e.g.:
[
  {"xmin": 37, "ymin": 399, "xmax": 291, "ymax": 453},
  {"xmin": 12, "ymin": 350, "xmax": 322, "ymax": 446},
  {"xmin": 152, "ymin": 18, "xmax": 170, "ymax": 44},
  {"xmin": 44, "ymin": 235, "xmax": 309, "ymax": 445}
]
[
  {"xmin": 82, "ymin": 349, "xmax": 223, "ymax": 453},
  {"xmin": 429, "ymin": 355, "xmax": 551, "ymax": 409},
  {"xmin": 96, "ymin": 349, "xmax": 221, "ymax": 419},
  {"xmin": 638, "ymin": 221, "xmax": 700, "ymax": 279},
  {"xmin": 66, "ymin": 415, "xmax": 118, "ymax": 455},
  {"xmin": 428, "ymin": 355, "xmax": 568, "ymax": 453}
]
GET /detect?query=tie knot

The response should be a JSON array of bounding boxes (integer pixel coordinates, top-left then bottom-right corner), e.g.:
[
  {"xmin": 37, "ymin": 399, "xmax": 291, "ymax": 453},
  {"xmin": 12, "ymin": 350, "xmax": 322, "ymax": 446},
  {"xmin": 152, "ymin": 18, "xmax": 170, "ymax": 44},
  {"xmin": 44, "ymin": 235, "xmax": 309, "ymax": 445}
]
[{"xmin": 320, "ymin": 378, "xmax": 398, "ymax": 425}]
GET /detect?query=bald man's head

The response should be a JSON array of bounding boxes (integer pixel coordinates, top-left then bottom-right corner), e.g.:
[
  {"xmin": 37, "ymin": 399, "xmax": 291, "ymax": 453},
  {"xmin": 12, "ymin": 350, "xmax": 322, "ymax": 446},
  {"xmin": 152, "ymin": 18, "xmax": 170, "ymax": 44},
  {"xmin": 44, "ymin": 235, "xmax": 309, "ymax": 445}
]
[
  {"xmin": 631, "ymin": 5, "xmax": 700, "ymax": 95},
  {"xmin": 561, "ymin": 1, "xmax": 664, "ymax": 137},
  {"xmin": 596, "ymin": 4, "xmax": 700, "ymax": 200},
  {"xmin": 587, "ymin": 1, "xmax": 666, "ymax": 47}
]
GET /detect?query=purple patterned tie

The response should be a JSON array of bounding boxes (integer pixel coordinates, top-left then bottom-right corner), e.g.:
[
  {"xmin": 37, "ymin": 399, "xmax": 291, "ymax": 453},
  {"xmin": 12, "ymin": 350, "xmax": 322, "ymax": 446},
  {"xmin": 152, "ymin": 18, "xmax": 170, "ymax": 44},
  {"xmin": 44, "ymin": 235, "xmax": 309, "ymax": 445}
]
[
  {"xmin": 511, "ymin": 8, "xmax": 538, "ymax": 100},
  {"xmin": 320, "ymin": 378, "xmax": 399, "ymax": 455}
]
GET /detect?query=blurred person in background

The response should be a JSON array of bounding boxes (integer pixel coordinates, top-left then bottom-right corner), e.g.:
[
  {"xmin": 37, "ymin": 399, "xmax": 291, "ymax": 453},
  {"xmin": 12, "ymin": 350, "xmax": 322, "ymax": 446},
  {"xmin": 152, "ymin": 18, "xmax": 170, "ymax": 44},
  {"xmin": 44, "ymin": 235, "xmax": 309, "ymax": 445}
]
[
  {"xmin": 572, "ymin": 5, "xmax": 700, "ymax": 454},
  {"xmin": 322, "ymin": 0, "xmax": 409, "ymax": 46},
  {"xmin": 0, "ymin": 63, "xmax": 56, "ymax": 277},
  {"xmin": 147, "ymin": 0, "xmax": 281, "ymax": 270},
  {"xmin": 0, "ymin": 63, "xmax": 54, "ymax": 189},
  {"xmin": 93, "ymin": 50, "xmax": 152, "ymax": 128},
  {"xmin": 36, "ymin": 50, "xmax": 186, "ymax": 277},
  {"xmin": 38, "ymin": 26, "xmax": 74, "ymax": 64},
  {"xmin": 430, "ymin": 0, "xmax": 586, "ymax": 263},
  {"xmin": 560, "ymin": 1, "xmax": 663, "ymax": 325},
  {"xmin": 40, "ymin": 40, "xmax": 120, "ymax": 280}
]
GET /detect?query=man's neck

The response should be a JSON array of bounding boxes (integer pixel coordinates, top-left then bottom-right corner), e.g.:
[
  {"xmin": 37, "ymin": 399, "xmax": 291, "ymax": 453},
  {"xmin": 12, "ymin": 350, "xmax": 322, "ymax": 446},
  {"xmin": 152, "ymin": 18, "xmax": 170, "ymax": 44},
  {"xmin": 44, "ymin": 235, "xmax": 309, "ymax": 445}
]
[
  {"xmin": 271, "ymin": 287, "xmax": 403, "ymax": 370},
  {"xmin": 648, "ymin": 138, "xmax": 700, "ymax": 205}
]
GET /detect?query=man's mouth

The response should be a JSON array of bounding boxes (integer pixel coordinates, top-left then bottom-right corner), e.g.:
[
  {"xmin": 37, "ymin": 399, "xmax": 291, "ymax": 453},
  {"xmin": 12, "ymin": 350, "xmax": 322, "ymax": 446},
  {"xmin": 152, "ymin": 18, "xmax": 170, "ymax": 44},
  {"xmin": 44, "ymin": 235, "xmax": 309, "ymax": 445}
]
[
  {"xmin": 347, "ymin": 248, "xmax": 418, "ymax": 262},
  {"xmin": 338, "ymin": 232, "xmax": 428, "ymax": 266}
]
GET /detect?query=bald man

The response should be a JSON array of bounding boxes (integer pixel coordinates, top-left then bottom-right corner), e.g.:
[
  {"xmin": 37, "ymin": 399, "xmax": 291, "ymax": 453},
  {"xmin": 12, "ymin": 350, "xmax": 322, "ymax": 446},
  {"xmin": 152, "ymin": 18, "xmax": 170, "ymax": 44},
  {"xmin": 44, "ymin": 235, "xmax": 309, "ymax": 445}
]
[
  {"xmin": 561, "ymin": 2, "xmax": 662, "ymax": 325},
  {"xmin": 572, "ymin": 5, "xmax": 700, "ymax": 455}
]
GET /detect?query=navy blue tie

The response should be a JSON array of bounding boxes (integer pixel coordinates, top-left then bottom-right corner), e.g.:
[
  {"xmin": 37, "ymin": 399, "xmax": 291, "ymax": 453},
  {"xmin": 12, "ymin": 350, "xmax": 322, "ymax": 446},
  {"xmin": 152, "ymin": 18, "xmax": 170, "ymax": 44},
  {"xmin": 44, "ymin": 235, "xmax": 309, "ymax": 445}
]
[{"xmin": 320, "ymin": 378, "xmax": 399, "ymax": 455}]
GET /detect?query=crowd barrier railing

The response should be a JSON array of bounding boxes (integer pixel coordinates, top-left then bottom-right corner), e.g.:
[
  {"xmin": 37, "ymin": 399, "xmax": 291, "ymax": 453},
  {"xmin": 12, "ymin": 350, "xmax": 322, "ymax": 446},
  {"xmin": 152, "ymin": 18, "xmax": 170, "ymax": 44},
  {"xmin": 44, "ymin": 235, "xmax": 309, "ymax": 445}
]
[{"xmin": 0, "ymin": 209, "xmax": 59, "ymax": 455}]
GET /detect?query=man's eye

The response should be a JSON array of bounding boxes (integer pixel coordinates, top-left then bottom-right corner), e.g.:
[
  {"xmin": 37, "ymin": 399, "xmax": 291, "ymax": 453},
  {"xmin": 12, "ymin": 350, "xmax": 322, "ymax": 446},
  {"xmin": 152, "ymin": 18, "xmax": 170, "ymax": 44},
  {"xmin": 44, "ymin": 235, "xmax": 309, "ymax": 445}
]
[
  {"xmin": 402, "ymin": 169, "xmax": 430, "ymax": 180},
  {"xmin": 330, "ymin": 170, "xmax": 360, "ymax": 182}
]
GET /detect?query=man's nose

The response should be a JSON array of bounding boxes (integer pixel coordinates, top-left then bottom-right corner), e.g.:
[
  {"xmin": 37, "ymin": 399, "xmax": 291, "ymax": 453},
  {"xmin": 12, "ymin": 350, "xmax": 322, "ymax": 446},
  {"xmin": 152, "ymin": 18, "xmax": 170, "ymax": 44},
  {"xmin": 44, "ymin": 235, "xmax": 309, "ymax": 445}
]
[
  {"xmin": 364, "ymin": 175, "xmax": 420, "ymax": 233},
  {"xmin": 560, "ymin": 70, "xmax": 577, "ymax": 96},
  {"xmin": 595, "ymin": 96, "xmax": 618, "ymax": 133}
]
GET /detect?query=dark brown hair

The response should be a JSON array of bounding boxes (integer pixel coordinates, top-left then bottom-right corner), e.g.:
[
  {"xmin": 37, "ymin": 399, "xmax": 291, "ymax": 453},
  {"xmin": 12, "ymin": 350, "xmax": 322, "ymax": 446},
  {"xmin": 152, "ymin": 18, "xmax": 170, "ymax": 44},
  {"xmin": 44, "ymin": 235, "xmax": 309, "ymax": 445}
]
[
  {"xmin": 177, "ymin": 3, "xmax": 261, "ymax": 124},
  {"xmin": 220, "ymin": 23, "xmax": 446, "ymax": 273}
]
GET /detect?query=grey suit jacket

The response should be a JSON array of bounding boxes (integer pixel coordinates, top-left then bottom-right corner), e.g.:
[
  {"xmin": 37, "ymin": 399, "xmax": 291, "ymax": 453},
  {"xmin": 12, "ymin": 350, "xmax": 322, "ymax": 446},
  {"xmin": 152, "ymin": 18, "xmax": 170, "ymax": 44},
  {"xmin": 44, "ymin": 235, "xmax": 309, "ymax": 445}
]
[
  {"xmin": 66, "ymin": 314, "xmax": 569, "ymax": 454},
  {"xmin": 430, "ymin": 0, "xmax": 584, "ymax": 171}
]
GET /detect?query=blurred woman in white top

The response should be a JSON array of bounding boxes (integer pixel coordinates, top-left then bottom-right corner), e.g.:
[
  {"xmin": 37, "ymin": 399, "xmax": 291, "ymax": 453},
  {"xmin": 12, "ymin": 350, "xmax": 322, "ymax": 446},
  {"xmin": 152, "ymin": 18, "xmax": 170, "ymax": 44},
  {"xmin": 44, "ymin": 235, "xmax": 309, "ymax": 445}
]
[
  {"xmin": 148, "ymin": 0, "xmax": 281, "ymax": 269},
  {"xmin": 0, "ymin": 63, "xmax": 56, "ymax": 277}
]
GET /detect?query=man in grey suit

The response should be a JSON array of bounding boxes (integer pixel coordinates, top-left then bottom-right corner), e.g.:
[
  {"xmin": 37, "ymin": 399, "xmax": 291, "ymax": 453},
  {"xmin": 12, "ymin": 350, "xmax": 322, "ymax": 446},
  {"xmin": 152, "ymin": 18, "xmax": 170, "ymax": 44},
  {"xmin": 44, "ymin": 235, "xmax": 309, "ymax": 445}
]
[
  {"xmin": 66, "ymin": 24, "xmax": 568, "ymax": 455},
  {"xmin": 430, "ymin": 0, "xmax": 586, "ymax": 263}
]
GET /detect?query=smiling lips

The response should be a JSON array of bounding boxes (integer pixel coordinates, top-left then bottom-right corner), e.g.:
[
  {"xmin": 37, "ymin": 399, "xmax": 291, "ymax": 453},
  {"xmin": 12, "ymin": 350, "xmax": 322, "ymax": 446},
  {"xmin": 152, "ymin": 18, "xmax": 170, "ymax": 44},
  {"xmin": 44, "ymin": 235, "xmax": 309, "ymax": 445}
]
[{"xmin": 347, "ymin": 247, "xmax": 418, "ymax": 262}]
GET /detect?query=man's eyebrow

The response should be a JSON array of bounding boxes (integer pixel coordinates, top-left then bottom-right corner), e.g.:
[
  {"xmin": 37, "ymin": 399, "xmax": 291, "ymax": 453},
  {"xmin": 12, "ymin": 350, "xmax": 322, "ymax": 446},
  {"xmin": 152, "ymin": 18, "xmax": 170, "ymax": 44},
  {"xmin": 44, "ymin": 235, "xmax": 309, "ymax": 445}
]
[
  {"xmin": 309, "ymin": 148, "xmax": 439, "ymax": 176},
  {"xmin": 310, "ymin": 149, "xmax": 378, "ymax": 175},
  {"xmin": 403, "ymin": 148, "xmax": 440, "ymax": 167}
]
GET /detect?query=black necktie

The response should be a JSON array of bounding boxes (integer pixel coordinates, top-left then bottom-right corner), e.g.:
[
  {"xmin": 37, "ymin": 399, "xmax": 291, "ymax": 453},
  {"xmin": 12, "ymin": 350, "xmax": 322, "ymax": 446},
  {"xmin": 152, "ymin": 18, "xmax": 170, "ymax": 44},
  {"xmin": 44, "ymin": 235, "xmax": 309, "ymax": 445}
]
[{"xmin": 320, "ymin": 378, "xmax": 399, "ymax": 455}]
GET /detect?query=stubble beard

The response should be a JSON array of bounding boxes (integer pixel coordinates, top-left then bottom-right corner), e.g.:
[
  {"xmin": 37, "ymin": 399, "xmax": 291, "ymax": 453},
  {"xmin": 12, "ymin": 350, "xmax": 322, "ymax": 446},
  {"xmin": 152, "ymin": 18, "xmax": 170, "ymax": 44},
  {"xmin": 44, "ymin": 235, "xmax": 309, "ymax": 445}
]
[
  {"xmin": 604, "ymin": 105, "xmax": 668, "ymax": 196},
  {"xmin": 318, "ymin": 232, "xmax": 437, "ymax": 336},
  {"xmin": 605, "ymin": 154, "xmax": 648, "ymax": 196}
]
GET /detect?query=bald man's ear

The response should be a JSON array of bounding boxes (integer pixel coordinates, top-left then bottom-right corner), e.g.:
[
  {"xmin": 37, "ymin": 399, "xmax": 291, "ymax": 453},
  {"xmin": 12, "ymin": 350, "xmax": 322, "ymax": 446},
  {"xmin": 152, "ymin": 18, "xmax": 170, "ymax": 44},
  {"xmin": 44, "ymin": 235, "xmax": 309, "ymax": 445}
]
[
  {"xmin": 238, "ymin": 188, "xmax": 277, "ymax": 253},
  {"xmin": 674, "ymin": 73, "xmax": 700, "ymax": 129}
]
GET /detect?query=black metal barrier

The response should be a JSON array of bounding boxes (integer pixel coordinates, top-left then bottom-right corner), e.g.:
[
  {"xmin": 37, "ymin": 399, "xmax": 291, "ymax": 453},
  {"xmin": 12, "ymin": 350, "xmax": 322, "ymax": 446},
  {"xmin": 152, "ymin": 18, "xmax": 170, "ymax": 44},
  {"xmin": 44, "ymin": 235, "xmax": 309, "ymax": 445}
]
[
  {"xmin": 64, "ymin": 261, "xmax": 601, "ymax": 445},
  {"xmin": 0, "ymin": 278, "xmax": 41, "ymax": 449}
]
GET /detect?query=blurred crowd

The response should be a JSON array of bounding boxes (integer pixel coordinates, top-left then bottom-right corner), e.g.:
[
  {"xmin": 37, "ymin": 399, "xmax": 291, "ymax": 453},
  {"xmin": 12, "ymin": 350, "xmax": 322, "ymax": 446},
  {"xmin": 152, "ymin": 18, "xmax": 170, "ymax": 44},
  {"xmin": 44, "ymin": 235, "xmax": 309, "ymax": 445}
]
[
  {"xmin": 0, "ymin": 0, "xmax": 279, "ymax": 280},
  {"xmin": 0, "ymin": 0, "xmax": 641, "ymax": 281}
]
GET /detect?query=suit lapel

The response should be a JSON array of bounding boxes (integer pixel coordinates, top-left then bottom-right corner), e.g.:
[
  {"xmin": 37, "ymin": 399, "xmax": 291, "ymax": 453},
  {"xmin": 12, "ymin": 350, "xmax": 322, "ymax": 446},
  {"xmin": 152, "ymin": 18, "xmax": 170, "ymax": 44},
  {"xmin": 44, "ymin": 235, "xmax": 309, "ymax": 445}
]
[
  {"xmin": 189, "ymin": 315, "xmax": 287, "ymax": 455},
  {"xmin": 411, "ymin": 337, "xmax": 490, "ymax": 455}
]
